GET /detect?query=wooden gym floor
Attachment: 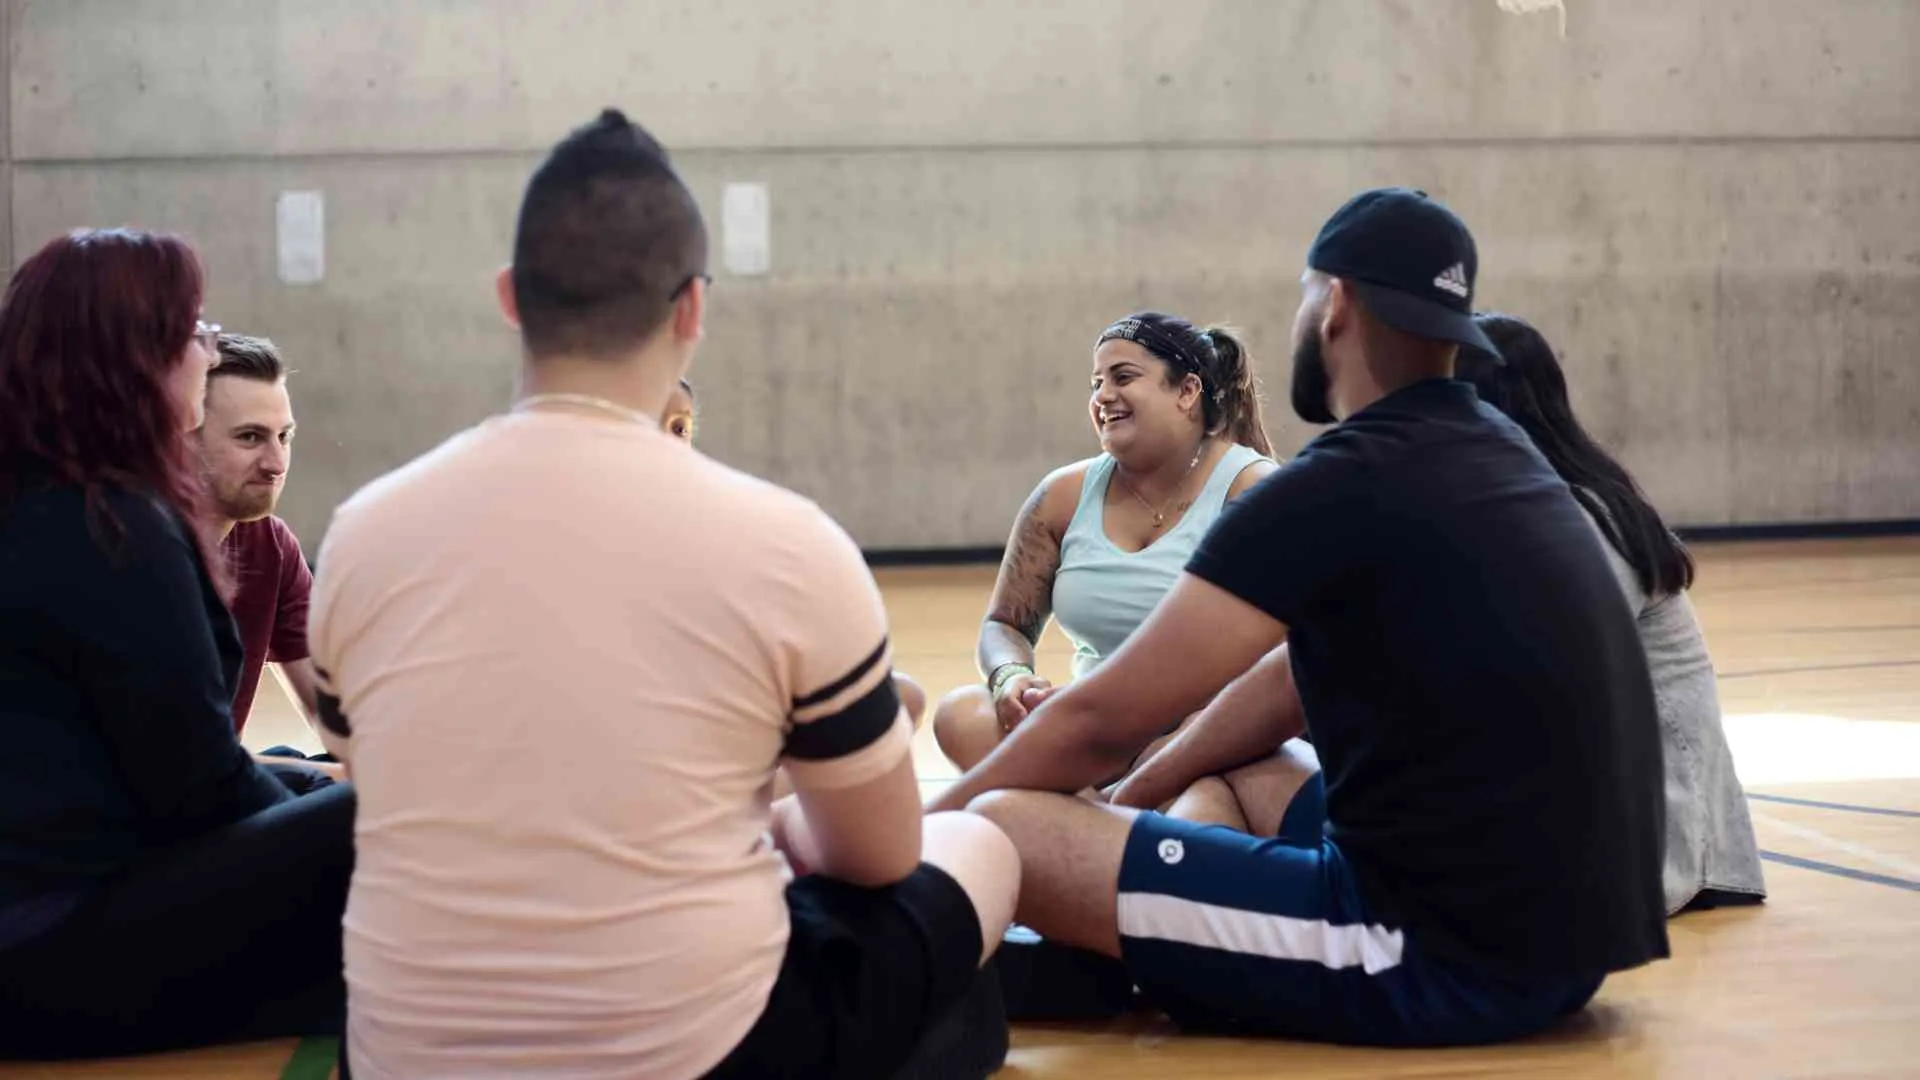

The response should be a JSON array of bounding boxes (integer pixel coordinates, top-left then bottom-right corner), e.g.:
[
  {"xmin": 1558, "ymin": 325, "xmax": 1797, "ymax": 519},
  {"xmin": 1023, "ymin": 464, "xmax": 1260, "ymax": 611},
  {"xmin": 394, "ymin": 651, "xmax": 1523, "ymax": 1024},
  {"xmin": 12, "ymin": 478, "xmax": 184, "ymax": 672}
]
[{"xmin": 5, "ymin": 536, "xmax": 1916, "ymax": 1079}]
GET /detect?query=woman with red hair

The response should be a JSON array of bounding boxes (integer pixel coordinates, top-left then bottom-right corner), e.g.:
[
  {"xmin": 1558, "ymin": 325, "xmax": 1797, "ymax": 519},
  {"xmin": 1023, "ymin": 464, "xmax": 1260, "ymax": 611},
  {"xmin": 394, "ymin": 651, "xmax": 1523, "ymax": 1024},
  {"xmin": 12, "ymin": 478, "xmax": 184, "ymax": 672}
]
[{"xmin": 0, "ymin": 229, "xmax": 351, "ymax": 1058}]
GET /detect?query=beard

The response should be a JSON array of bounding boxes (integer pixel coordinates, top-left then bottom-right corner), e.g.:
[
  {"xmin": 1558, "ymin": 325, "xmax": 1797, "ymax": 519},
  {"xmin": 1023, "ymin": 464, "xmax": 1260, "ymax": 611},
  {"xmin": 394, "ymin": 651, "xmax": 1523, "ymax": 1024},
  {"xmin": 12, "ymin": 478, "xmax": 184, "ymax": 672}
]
[
  {"xmin": 212, "ymin": 479, "xmax": 277, "ymax": 523},
  {"xmin": 1289, "ymin": 332, "xmax": 1337, "ymax": 426}
]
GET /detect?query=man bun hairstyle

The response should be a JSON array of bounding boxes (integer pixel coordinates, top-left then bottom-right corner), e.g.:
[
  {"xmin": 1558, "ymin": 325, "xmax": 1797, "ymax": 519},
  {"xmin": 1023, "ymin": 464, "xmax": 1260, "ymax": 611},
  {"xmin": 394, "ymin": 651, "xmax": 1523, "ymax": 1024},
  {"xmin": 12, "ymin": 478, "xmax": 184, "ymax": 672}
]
[{"xmin": 511, "ymin": 108, "xmax": 709, "ymax": 361}]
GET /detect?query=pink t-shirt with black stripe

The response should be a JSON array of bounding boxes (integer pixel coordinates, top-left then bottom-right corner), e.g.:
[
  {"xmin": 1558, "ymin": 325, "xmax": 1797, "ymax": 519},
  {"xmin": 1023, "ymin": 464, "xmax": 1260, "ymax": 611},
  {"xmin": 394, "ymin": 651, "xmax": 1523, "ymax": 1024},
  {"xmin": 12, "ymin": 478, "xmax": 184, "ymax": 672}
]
[{"xmin": 309, "ymin": 410, "xmax": 910, "ymax": 1080}]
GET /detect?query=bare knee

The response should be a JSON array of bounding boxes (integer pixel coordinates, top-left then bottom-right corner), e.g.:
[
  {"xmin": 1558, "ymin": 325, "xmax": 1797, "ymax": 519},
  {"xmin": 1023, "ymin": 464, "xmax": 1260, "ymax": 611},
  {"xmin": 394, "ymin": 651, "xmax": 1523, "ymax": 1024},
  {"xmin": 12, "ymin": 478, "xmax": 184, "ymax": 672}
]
[
  {"xmin": 1225, "ymin": 738, "xmax": 1322, "ymax": 838},
  {"xmin": 961, "ymin": 788, "xmax": 1096, "ymax": 855},
  {"xmin": 1165, "ymin": 775, "xmax": 1248, "ymax": 831},
  {"xmin": 962, "ymin": 787, "xmax": 1053, "ymax": 829},
  {"xmin": 932, "ymin": 684, "xmax": 990, "ymax": 740},
  {"xmin": 893, "ymin": 672, "xmax": 928, "ymax": 730},
  {"xmin": 962, "ymin": 789, "xmax": 1132, "ymax": 957},
  {"xmin": 921, "ymin": 811, "xmax": 1021, "ymax": 965},
  {"xmin": 932, "ymin": 685, "xmax": 1000, "ymax": 769}
]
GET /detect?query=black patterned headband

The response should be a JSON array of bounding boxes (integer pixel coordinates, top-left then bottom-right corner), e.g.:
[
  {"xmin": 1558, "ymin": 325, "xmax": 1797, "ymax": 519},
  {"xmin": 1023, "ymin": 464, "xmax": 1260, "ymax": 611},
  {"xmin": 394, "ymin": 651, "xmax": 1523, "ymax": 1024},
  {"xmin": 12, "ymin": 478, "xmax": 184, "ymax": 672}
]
[{"xmin": 1096, "ymin": 317, "xmax": 1209, "ymax": 379}]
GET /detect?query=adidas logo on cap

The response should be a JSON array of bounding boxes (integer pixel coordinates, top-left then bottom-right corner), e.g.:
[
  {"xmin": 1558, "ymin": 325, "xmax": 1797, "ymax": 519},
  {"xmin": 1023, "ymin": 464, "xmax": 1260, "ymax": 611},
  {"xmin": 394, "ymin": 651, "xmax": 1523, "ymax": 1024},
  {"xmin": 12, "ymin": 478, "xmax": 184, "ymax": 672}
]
[
  {"xmin": 1304, "ymin": 187, "xmax": 1503, "ymax": 361},
  {"xmin": 1433, "ymin": 263, "xmax": 1470, "ymax": 299}
]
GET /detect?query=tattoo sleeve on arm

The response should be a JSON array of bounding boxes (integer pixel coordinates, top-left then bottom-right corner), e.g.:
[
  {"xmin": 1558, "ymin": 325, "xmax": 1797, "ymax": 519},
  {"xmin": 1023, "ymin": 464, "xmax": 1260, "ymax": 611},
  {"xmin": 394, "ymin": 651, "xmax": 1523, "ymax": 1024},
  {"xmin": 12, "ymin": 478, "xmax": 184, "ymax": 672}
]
[{"xmin": 985, "ymin": 484, "xmax": 1061, "ymax": 647}]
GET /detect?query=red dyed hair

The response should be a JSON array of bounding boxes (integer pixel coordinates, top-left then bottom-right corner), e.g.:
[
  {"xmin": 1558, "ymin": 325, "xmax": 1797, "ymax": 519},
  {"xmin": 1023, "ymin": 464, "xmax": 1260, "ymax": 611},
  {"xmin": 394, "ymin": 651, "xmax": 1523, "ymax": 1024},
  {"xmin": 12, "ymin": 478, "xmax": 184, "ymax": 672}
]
[{"xmin": 0, "ymin": 228, "xmax": 216, "ymax": 565}]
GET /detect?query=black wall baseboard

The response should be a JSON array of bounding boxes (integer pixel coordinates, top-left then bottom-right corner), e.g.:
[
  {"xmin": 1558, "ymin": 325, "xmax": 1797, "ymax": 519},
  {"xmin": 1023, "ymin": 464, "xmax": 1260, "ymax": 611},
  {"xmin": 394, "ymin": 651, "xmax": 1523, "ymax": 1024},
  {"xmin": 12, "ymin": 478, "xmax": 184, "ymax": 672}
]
[
  {"xmin": 1675, "ymin": 519, "xmax": 1920, "ymax": 542},
  {"xmin": 863, "ymin": 519, "xmax": 1920, "ymax": 567},
  {"xmin": 864, "ymin": 546, "xmax": 1004, "ymax": 567}
]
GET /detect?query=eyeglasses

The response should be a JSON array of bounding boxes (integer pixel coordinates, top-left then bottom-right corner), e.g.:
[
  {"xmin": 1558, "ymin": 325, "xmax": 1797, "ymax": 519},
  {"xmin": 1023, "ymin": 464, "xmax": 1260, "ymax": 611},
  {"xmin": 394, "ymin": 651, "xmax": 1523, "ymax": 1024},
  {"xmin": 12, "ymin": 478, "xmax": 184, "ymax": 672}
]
[
  {"xmin": 194, "ymin": 320, "xmax": 222, "ymax": 356},
  {"xmin": 670, "ymin": 273, "xmax": 713, "ymax": 300}
]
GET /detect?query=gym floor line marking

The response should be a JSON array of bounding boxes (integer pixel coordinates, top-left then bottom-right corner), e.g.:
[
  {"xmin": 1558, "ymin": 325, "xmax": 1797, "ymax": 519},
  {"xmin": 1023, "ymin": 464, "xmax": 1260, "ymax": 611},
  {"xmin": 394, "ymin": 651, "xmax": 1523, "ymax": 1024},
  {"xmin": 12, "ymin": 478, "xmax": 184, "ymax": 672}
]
[
  {"xmin": 1749, "ymin": 811, "xmax": 1920, "ymax": 880},
  {"xmin": 1717, "ymin": 658, "xmax": 1919, "ymax": 680},
  {"xmin": 1759, "ymin": 850, "xmax": 1920, "ymax": 894},
  {"xmin": 1707, "ymin": 572, "xmax": 1920, "ymax": 597},
  {"xmin": 1757, "ymin": 622, "xmax": 1920, "ymax": 636},
  {"xmin": 1749, "ymin": 793, "xmax": 1920, "ymax": 819}
]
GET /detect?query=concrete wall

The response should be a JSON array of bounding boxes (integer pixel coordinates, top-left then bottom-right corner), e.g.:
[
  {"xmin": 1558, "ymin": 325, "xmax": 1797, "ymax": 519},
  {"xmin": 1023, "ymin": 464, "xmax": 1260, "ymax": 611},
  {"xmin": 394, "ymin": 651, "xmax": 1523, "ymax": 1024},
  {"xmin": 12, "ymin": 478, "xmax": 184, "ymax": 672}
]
[{"xmin": 8, "ymin": 0, "xmax": 1918, "ymax": 549}]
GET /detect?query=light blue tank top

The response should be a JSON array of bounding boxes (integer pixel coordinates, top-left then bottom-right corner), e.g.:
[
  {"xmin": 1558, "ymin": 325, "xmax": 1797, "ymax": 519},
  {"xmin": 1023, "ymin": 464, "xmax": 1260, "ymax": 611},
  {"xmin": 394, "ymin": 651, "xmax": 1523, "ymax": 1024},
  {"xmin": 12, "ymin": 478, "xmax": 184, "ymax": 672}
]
[{"xmin": 1052, "ymin": 443, "xmax": 1269, "ymax": 679}]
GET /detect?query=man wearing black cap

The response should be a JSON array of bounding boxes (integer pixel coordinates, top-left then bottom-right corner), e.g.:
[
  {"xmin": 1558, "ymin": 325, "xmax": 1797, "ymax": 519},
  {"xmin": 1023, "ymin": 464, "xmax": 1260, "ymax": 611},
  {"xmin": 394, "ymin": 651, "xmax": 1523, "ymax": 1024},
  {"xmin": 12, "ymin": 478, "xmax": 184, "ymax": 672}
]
[{"xmin": 930, "ymin": 187, "xmax": 1669, "ymax": 1046}]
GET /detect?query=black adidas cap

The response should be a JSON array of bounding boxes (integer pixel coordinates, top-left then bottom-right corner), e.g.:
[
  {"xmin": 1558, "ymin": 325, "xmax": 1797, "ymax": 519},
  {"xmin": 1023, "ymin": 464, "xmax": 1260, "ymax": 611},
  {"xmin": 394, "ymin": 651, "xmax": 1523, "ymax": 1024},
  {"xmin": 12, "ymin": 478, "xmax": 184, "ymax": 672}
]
[{"xmin": 1306, "ymin": 187, "xmax": 1501, "ymax": 363}]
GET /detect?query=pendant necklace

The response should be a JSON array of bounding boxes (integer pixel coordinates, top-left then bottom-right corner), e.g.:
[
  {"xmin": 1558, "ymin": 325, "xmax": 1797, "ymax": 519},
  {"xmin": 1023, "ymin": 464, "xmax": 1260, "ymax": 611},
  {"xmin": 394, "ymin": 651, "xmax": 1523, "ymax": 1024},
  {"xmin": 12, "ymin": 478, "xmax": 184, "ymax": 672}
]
[{"xmin": 1116, "ymin": 440, "xmax": 1206, "ymax": 528}]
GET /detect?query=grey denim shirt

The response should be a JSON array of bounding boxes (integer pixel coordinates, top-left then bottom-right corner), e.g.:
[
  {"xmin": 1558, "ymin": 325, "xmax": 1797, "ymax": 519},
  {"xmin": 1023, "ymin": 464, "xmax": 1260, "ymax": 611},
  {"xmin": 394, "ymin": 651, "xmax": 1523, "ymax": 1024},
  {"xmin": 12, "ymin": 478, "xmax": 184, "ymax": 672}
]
[{"xmin": 1583, "ymin": 505, "xmax": 1767, "ymax": 913}]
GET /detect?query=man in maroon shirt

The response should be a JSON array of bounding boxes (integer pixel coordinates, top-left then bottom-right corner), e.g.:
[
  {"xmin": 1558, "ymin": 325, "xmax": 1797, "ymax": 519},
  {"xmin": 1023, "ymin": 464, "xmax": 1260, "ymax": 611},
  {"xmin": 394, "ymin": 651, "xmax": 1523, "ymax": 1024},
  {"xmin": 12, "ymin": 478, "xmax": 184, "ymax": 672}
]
[{"xmin": 193, "ymin": 334, "xmax": 321, "ymax": 739}]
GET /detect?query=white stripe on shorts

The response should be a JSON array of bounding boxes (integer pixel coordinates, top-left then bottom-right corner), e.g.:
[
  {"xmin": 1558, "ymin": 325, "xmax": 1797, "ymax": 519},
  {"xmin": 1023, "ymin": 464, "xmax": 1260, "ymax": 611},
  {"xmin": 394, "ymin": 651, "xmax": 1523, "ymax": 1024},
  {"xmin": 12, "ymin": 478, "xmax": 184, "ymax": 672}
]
[{"xmin": 1117, "ymin": 891, "xmax": 1406, "ymax": 975}]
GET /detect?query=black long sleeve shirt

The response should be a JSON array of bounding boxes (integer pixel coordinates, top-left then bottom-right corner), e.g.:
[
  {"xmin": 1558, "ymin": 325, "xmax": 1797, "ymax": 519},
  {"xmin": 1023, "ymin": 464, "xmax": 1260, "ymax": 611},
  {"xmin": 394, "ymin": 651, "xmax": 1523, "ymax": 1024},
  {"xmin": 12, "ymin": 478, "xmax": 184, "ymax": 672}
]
[{"xmin": 0, "ymin": 480, "xmax": 291, "ymax": 944}]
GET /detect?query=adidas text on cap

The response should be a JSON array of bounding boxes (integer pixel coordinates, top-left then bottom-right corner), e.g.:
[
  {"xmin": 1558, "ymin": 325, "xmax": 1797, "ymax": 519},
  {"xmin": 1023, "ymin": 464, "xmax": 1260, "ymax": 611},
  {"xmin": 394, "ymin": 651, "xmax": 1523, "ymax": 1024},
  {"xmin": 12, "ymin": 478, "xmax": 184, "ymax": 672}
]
[{"xmin": 1305, "ymin": 187, "xmax": 1502, "ymax": 363}]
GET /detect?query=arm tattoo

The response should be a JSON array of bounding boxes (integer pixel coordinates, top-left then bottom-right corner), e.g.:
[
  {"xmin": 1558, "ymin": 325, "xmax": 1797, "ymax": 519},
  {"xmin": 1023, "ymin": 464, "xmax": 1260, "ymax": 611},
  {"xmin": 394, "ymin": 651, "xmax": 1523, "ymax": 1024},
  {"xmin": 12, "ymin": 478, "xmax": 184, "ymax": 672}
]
[{"xmin": 985, "ymin": 485, "xmax": 1060, "ymax": 646}]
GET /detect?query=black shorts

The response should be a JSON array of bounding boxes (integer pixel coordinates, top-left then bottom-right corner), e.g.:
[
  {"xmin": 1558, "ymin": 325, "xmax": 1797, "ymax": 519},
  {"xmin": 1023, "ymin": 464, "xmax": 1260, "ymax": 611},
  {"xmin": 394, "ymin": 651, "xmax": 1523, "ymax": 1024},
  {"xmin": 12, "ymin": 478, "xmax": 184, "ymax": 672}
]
[{"xmin": 704, "ymin": 863, "xmax": 984, "ymax": 1080}]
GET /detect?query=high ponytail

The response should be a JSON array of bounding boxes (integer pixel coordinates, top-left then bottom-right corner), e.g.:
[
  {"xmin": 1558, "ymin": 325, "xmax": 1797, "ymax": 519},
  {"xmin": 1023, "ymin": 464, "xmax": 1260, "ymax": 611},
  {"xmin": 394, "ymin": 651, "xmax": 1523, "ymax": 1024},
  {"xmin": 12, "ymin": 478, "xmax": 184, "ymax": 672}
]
[
  {"xmin": 1201, "ymin": 327, "xmax": 1274, "ymax": 458},
  {"xmin": 1095, "ymin": 311, "xmax": 1274, "ymax": 458}
]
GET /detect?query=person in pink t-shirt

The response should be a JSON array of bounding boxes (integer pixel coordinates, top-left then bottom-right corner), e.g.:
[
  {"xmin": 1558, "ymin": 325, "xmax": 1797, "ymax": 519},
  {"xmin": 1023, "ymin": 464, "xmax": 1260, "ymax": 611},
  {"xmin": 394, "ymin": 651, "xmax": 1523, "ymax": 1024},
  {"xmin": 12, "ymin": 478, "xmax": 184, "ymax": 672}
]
[
  {"xmin": 663, "ymin": 377, "xmax": 933, "ymax": 732},
  {"xmin": 311, "ymin": 109, "xmax": 1019, "ymax": 1080}
]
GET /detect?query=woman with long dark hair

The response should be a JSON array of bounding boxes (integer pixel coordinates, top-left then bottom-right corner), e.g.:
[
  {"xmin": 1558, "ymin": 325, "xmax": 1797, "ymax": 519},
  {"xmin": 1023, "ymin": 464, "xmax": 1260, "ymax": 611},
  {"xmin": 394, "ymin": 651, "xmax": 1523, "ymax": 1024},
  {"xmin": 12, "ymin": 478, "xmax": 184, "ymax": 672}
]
[
  {"xmin": 1460, "ymin": 312, "xmax": 1765, "ymax": 914},
  {"xmin": 0, "ymin": 229, "xmax": 353, "ymax": 1057}
]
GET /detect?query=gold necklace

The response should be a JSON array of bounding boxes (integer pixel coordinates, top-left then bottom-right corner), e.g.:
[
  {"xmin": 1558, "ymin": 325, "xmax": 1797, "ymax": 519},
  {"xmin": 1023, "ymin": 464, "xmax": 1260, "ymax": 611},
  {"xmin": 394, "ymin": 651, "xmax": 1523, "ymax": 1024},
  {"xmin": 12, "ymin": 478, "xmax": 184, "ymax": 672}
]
[
  {"xmin": 511, "ymin": 392, "xmax": 655, "ymax": 428},
  {"xmin": 1116, "ymin": 440, "xmax": 1206, "ymax": 528}
]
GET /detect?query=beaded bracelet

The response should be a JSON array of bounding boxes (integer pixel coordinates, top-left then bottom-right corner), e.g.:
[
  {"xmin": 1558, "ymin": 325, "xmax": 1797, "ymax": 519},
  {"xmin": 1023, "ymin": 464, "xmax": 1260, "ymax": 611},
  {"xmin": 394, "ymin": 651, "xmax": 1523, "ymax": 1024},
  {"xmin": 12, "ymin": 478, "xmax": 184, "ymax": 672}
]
[{"xmin": 986, "ymin": 661, "xmax": 1035, "ymax": 701}]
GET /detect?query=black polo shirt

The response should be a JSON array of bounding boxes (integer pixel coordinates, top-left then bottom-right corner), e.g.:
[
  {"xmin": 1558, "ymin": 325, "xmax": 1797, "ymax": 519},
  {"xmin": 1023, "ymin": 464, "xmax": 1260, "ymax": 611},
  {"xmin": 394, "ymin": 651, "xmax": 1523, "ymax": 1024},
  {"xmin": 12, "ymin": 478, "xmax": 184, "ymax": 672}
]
[{"xmin": 1188, "ymin": 378, "xmax": 1669, "ymax": 979}]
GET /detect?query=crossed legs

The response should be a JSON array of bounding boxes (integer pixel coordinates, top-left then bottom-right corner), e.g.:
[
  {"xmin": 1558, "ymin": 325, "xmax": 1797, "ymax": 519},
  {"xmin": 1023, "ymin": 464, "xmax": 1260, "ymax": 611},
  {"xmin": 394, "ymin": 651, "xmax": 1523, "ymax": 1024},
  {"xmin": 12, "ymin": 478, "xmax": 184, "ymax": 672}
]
[{"xmin": 1165, "ymin": 739, "xmax": 1322, "ymax": 836}]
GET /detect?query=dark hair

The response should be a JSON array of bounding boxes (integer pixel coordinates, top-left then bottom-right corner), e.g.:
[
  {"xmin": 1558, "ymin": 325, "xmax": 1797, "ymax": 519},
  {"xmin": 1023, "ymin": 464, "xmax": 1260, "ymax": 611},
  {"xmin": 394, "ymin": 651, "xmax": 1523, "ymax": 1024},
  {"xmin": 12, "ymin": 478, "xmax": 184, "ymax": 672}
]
[
  {"xmin": 212, "ymin": 333, "xmax": 287, "ymax": 383},
  {"xmin": 1098, "ymin": 311, "xmax": 1274, "ymax": 457},
  {"xmin": 668, "ymin": 378, "xmax": 698, "ymax": 441},
  {"xmin": 0, "ymin": 228, "xmax": 218, "ymax": 566},
  {"xmin": 511, "ymin": 109, "xmax": 709, "ymax": 360},
  {"xmin": 1460, "ymin": 313, "xmax": 1695, "ymax": 596}
]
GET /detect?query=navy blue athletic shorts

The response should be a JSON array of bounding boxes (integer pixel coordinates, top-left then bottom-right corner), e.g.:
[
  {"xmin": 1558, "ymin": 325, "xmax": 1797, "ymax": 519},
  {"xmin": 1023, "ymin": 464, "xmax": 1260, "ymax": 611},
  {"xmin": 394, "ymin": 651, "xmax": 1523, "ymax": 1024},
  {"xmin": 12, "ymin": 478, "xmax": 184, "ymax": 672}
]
[{"xmin": 1116, "ymin": 773, "xmax": 1602, "ymax": 1047}]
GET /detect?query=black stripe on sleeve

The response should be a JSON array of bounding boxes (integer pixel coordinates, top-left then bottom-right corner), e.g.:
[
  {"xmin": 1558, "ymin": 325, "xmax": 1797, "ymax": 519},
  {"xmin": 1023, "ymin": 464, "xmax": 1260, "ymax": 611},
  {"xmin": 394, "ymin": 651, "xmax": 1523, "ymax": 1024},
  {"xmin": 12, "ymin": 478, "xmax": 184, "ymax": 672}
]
[
  {"xmin": 785, "ymin": 674, "xmax": 901, "ymax": 761},
  {"xmin": 314, "ymin": 666, "xmax": 352, "ymax": 738},
  {"xmin": 792, "ymin": 639, "xmax": 889, "ymax": 710}
]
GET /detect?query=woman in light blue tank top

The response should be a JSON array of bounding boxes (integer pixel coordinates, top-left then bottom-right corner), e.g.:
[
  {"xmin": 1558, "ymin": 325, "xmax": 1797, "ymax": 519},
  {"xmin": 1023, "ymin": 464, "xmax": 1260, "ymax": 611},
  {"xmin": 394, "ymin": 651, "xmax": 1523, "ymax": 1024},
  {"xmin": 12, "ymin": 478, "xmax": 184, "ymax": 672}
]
[
  {"xmin": 931, "ymin": 311, "xmax": 1279, "ymax": 773},
  {"xmin": 1053, "ymin": 445, "xmax": 1270, "ymax": 680}
]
